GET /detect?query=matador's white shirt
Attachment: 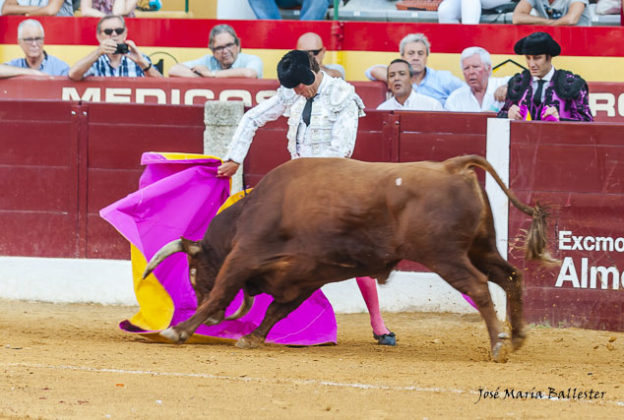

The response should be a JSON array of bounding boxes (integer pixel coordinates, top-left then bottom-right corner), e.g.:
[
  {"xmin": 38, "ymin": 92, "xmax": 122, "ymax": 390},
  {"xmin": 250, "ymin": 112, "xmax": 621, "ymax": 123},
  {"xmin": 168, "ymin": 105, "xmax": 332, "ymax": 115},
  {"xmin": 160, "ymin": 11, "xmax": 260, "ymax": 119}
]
[{"xmin": 224, "ymin": 72, "xmax": 366, "ymax": 163}]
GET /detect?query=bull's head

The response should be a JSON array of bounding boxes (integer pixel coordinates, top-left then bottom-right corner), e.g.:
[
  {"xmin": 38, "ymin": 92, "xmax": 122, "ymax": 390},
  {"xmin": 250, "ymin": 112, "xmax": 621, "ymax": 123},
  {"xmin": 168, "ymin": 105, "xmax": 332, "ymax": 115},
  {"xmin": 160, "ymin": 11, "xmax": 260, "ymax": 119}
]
[{"xmin": 142, "ymin": 237, "xmax": 254, "ymax": 322}]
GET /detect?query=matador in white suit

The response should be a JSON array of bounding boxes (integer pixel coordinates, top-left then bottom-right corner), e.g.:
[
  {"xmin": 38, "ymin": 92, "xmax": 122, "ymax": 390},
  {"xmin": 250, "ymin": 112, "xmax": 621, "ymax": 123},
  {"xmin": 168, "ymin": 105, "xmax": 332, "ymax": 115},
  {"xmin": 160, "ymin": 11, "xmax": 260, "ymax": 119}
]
[{"xmin": 217, "ymin": 50, "xmax": 396, "ymax": 345}]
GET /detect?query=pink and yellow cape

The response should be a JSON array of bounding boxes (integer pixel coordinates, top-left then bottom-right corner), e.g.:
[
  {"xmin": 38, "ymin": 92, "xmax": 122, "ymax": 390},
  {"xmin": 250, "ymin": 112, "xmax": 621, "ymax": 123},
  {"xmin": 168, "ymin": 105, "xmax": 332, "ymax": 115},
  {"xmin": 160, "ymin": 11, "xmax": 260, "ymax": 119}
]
[{"xmin": 100, "ymin": 152, "xmax": 337, "ymax": 345}]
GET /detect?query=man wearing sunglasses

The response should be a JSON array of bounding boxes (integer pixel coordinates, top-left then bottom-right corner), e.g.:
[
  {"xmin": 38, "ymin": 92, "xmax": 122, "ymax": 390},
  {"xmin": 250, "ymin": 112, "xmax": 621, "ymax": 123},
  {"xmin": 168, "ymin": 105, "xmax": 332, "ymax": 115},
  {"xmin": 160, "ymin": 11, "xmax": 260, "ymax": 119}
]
[
  {"xmin": 169, "ymin": 24, "xmax": 262, "ymax": 79},
  {"xmin": 216, "ymin": 50, "xmax": 397, "ymax": 346},
  {"xmin": 3, "ymin": 19, "xmax": 69, "ymax": 76},
  {"xmin": 68, "ymin": 15, "xmax": 162, "ymax": 80},
  {"xmin": 296, "ymin": 32, "xmax": 344, "ymax": 80}
]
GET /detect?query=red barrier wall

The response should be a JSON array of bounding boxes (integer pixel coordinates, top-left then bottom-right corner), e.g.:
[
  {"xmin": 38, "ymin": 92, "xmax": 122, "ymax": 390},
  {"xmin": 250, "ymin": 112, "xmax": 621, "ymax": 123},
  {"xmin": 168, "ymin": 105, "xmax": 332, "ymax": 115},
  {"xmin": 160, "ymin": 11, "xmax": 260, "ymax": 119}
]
[
  {"xmin": 2, "ymin": 98, "xmax": 623, "ymax": 331},
  {"xmin": 0, "ymin": 100, "xmax": 204, "ymax": 259},
  {"xmin": 507, "ymin": 121, "xmax": 624, "ymax": 331}
]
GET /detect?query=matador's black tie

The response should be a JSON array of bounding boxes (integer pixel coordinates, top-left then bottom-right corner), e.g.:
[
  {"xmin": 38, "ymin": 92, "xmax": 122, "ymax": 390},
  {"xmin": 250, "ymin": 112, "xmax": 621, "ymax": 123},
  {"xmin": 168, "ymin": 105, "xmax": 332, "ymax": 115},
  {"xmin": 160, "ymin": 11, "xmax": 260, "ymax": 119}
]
[
  {"xmin": 302, "ymin": 96, "xmax": 315, "ymax": 126},
  {"xmin": 533, "ymin": 79, "xmax": 546, "ymax": 106}
]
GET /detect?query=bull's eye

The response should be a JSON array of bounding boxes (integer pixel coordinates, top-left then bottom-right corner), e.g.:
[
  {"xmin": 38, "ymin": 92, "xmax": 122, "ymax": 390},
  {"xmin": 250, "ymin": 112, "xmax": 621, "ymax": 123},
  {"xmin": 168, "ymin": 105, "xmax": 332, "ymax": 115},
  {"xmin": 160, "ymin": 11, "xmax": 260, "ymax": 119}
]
[{"xmin": 189, "ymin": 268, "xmax": 197, "ymax": 286}]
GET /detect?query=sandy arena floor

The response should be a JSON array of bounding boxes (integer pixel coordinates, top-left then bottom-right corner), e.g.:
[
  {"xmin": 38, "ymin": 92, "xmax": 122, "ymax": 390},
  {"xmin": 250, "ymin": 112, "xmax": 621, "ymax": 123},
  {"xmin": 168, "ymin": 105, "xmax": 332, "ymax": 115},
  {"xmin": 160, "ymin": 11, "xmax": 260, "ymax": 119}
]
[{"xmin": 1, "ymin": 299, "xmax": 623, "ymax": 419}]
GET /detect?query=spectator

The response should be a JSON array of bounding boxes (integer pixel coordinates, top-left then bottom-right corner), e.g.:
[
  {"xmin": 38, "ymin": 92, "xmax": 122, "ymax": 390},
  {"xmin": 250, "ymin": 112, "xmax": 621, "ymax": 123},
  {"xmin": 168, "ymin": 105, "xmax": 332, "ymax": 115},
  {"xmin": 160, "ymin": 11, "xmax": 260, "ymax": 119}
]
[
  {"xmin": 3, "ymin": 19, "xmax": 69, "ymax": 76},
  {"xmin": 445, "ymin": 47, "xmax": 509, "ymax": 113},
  {"xmin": 595, "ymin": 0, "xmax": 621, "ymax": 15},
  {"xmin": 512, "ymin": 0, "xmax": 591, "ymax": 26},
  {"xmin": 0, "ymin": 63, "xmax": 45, "ymax": 78},
  {"xmin": 365, "ymin": 33, "xmax": 464, "ymax": 106},
  {"xmin": 168, "ymin": 24, "xmax": 262, "ymax": 79},
  {"xmin": 247, "ymin": 0, "xmax": 331, "ymax": 20},
  {"xmin": 296, "ymin": 32, "xmax": 345, "ymax": 79},
  {"xmin": 377, "ymin": 59, "xmax": 443, "ymax": 111},
  {"xmin": 217, "ymin": 50, "xmax": 396, "ymax": 346},
  {"xmin": 1, "ymin": 0, "xmax": 73, "ymax": 15},
  {"xmin": 498, "ymin": 32, "xmax": 592, "ymax": 121},
  {"xmin": 438, "ymin": 0, "xmax": 510, "ymax": 24},
  {"xmin": 80, "ymin": 0, "xmax": 137, "ymax": 17},
  {"xmin": 68, "ymin": 15, "xmax": 162, "ymax": 80}
]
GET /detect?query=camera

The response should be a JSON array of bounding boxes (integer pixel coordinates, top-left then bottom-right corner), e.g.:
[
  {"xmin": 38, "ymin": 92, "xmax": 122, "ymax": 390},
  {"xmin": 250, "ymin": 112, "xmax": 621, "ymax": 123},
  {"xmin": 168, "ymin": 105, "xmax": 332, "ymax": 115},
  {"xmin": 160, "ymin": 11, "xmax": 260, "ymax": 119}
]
[{"xmin": 114, "ymin": 43, "xmax": 129, "ymax": 55}]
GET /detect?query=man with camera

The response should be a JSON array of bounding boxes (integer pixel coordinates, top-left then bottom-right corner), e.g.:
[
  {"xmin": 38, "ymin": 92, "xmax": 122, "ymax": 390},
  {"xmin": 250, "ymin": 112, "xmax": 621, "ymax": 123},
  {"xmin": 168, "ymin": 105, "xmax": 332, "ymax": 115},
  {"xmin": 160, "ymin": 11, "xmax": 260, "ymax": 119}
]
[{"xmin": 68, "ymin": 15, "xmax": 162, "ymax": 80}]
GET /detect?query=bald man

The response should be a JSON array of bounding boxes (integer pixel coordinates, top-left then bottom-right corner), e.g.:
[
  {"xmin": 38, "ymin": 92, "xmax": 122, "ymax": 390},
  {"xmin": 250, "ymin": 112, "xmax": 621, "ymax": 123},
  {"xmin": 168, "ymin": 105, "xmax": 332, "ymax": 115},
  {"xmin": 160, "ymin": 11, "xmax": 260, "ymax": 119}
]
[{"xmin": 296, "ymin": 32, "xmax": 345, "ymax": 79}]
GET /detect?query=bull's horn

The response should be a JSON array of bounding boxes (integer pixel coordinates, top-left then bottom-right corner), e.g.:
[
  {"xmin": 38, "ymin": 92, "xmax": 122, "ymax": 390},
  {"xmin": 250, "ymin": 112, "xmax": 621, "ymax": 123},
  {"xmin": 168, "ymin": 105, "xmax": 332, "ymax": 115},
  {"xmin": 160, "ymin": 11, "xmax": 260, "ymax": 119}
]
[
  {"xmin": 143, "ymin": 239, "xmax": 184, "ymax": 279},
  {"xmin": 224, "ymin": 292, "xmax": 255, "ymax": 321}
]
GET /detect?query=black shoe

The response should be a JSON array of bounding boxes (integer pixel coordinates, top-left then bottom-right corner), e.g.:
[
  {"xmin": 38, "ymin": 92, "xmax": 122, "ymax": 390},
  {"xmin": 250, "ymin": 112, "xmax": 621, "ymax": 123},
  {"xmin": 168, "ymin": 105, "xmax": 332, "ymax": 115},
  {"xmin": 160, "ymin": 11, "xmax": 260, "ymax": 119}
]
[{"xmin": 373, "ymin": 331, "xmax": 396, "ymax": 346}]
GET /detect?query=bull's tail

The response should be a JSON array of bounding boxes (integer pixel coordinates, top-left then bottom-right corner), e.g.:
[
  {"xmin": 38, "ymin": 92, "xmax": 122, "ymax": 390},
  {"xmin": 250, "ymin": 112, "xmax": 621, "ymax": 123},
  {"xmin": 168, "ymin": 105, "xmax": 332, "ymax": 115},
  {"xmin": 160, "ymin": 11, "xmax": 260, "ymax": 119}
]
[{"xmin": 445, "ymin": 154, "xmax": 558, "ymax": 265}]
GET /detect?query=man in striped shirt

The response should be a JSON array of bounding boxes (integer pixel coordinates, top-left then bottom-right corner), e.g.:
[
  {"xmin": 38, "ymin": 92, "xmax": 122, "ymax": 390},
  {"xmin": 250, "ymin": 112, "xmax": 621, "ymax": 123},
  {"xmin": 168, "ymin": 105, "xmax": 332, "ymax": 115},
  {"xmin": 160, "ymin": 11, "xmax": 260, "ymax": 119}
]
[{"xmin": 69, "ymin": 15, "xmax": 162, "ymax": 80}]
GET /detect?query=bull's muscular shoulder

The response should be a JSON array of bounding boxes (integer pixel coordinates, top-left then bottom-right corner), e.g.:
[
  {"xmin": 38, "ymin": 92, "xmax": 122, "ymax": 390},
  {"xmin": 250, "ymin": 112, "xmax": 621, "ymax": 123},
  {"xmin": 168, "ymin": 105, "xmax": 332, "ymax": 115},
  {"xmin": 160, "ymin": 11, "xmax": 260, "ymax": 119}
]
[
  {"xmin": 323, "ymin": 76, "xmax": 365, "ymax": 116},
  {"xmin": 553, "ymin": 69, "xmax": 588, "ymax": 100},
  {"xmin": 506, "ymin": 70, "xmax": 531, "ymax": 102}
]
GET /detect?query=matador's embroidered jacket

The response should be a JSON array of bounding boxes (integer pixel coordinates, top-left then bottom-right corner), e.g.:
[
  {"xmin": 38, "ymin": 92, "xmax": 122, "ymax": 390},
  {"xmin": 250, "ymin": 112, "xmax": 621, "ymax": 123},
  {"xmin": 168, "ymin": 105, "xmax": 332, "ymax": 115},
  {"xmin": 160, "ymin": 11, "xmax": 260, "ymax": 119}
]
[
  {"xmin": 497, "ymin": 69, "xmax": 593, "ymax": 121},
  {"xmin": 224, "ymin": 72, "xmax": 366, "ymax": 163}
]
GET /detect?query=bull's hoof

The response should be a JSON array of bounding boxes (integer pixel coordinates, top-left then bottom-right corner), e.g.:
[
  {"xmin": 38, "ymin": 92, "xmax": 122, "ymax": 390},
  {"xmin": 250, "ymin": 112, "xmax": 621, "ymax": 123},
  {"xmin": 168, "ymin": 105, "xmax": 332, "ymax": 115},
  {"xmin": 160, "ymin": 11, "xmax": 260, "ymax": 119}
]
[
  {"xmin": 492, "ymin": 341, "xmax": 510, "ymax": 363},
  {"xmin": 235, "ymin": 335, "xmax": 262, "ymax": 349},
  {"xmin": 512, "ymin": 331, "xmax": 527, "ymax": 351},
  {"xmin": 160, "ymin": 327, "xmax": 188, "ymax": 344}
]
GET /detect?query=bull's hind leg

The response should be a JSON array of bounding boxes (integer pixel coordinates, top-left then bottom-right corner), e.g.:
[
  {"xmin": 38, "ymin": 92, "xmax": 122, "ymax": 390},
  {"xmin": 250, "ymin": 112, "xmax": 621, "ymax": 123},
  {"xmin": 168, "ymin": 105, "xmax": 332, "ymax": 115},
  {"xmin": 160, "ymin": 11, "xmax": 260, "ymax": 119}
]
[
  {"xmin": 236, "ymin": 290, "xmax": 314, "ymax": 349},
  {"xmin": 471, "ymin": 251, "xmax": 526, "ymax": 351},
  {"xmin": 435, "ymin": 258, "xmax": 510, "ymax": 363}
]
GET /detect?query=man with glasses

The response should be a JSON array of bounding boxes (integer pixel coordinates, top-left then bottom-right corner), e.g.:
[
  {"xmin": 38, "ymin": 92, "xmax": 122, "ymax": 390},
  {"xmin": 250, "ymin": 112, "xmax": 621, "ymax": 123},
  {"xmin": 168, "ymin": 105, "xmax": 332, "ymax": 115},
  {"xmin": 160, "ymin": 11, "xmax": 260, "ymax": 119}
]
[
  {"xmin": 3, "ymin": 19, "xmax": 69, "ymax": 76},
  {"xmin": 68, "ymin": 15, "xmax": 162, "ymax": 80},
  {"xmin": 169, "ymin": 24, "xmax": 263, "ymax": 79},
  {"xmin": 296, "ymin": 32, "xmax": 344, "ymax": 79},
  {"xmin": 512, "ymin": 0, "xmax": 591, "ymax": 26}
]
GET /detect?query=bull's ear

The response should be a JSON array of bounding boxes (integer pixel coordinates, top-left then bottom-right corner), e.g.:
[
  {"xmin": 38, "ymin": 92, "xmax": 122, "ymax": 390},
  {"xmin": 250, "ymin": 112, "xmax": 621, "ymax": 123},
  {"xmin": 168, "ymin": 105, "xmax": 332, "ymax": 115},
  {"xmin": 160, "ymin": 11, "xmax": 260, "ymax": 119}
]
[{"xmin": 180, "ymin": 237, "xmax": 202, "ymax": 257}]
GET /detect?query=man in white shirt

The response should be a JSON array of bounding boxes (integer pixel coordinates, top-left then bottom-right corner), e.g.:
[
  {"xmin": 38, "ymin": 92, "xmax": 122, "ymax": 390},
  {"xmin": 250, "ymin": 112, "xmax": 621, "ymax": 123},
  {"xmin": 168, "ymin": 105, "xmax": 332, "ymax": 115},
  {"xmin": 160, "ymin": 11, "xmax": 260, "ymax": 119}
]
[
  {"xmin": 218, "ymin": 50, "xmax": 396, "ymax": 346},
  {"xmin": 445, "ymin": 47, "xmax": 509, "ymax": 113},
  {"xmin": 377, "ymin": 59, "xmax": 443, "ymax": 111}
]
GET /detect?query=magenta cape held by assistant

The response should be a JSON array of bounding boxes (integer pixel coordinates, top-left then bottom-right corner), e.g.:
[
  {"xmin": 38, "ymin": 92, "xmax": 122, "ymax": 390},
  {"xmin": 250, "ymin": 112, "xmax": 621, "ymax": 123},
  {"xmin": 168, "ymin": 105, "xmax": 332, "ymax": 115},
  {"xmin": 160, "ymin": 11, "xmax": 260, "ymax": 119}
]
[{"xmin": 99, "ymin": 152, "xmax": 337, "ymax": 346}]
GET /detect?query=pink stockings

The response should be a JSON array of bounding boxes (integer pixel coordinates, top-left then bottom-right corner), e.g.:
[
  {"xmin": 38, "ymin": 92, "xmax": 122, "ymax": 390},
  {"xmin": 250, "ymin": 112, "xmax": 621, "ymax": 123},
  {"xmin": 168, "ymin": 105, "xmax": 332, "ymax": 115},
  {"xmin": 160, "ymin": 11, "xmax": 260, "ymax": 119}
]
[{"xmin": 355, "ymin": 276, "xmax": 390, "ymax": 336}]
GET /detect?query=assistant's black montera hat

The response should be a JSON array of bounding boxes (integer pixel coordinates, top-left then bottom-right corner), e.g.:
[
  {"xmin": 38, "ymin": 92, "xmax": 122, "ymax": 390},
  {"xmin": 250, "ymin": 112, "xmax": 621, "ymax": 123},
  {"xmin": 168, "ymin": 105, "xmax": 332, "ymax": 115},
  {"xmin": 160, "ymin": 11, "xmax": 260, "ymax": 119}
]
[
  {"xmin": 277, "ymin": 50, "xmax": 315, "ymax": 89},
  {"xmin": 514, "ymin": 32, "xmax": 561, "ymax": 57}
]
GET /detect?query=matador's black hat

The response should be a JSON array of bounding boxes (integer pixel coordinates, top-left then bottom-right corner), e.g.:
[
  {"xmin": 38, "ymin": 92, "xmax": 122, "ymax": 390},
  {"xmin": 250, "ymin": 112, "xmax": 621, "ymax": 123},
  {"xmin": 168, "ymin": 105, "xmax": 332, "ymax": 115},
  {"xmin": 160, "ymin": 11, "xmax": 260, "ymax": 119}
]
[
  {"xmin": 514, "ymin": 32, "xmax": 561, "ymax": 57},
  {"xmin": 277, "ymin": 50, "xmax": 315, "ymax": 89}
]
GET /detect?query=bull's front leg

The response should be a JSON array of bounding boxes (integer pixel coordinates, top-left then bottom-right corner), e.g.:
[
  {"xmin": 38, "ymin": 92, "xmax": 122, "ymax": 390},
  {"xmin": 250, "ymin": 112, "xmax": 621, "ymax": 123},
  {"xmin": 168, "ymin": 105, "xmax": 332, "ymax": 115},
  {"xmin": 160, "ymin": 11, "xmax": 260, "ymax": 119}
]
[
  {"xmin": 160, "ymin": 282, "xmax": 241, "ymax": 344},
  {"xmin": 236, "ymin": 290, "xmax": 314, "ymax": 349}
]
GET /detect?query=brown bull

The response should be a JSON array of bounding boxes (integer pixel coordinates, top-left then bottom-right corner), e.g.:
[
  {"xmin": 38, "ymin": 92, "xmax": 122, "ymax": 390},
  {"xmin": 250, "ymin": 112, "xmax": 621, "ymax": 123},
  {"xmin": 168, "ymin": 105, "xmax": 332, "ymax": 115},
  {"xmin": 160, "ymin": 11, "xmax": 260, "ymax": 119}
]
[{"xmin": 144, "ymin": 155, "xmax": 555, "ymax": 362}]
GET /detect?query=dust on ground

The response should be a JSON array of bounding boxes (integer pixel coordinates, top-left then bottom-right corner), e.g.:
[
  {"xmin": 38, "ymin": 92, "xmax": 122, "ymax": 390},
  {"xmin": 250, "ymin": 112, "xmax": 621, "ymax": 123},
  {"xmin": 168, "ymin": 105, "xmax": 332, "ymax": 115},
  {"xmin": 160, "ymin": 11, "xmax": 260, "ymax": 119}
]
[{"xmin": 1, "ymin": 299, "xmax": 623, "ymax": 419}]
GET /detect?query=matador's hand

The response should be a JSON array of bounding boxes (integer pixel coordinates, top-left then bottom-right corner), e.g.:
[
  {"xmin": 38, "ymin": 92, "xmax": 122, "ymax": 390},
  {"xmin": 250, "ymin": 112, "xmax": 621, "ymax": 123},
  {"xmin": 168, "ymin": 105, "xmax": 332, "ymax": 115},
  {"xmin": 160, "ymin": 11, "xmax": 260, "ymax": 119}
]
[{"xmin": 217, "ymin": 160, "xmax": 240, "ymax": 177}]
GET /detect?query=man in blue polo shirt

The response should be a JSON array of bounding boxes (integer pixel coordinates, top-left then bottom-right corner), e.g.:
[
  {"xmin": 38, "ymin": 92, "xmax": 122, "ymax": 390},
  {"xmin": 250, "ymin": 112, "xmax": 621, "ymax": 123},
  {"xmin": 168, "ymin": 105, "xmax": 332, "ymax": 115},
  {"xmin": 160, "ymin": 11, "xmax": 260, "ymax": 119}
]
[
  {"xmin": 3, "ymin": 19, "xmax": 69, "ymax": 76},
  {"xmin": 168, "ymin": 24, "xmax": 263, "ymax": 79},
  {"xmin": 365, "ymin": 33, "xmax": 464, "ymax": 106},
  {"xmin": 68, "ymin": 15, "xmax": 162, "ymax": 80}
]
